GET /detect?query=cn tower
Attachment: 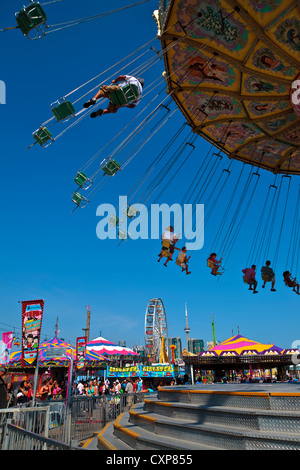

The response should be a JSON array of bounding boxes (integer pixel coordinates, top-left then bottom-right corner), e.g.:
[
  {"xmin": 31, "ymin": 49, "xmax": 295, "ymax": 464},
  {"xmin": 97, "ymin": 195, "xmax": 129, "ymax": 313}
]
[{"xmin": 184, "ymin": 302, "xmax": 190, "ymax": 349}]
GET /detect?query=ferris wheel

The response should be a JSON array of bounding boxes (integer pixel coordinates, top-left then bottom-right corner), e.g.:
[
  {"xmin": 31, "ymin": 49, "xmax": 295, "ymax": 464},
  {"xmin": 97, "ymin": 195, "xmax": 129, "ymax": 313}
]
[{"xmin": 144, "ymin": 298, "xmax": 169, "ymax": 363}]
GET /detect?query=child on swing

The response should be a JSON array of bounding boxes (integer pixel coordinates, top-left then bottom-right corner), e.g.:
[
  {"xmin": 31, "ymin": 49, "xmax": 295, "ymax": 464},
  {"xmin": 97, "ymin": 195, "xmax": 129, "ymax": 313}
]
[
  {"xmin": 177, "ymin": 247, "xmax": 191, "ymax": 275},
  {"xmin": 208, "ymin": 253, "xmax": 222, "ymax": 276},
  {"xmin": 283, "ymin": 271, "xmax": 300, "ymax": 295}
]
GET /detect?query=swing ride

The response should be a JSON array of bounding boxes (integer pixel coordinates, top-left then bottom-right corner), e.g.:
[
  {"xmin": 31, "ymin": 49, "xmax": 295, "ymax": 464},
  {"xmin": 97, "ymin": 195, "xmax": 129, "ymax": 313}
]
[
  {"xmin": 157, "ymin": 0, "xmax": 300, "ymax": 175},
  {"xmin": 153, "ymin": 0, "xmax": 300, "ymax": 281},
  {"xmin": 8, "ymin": 0, "xmax": 300, "ymax": 285},
  {"xmin": 1, "ymin": 0, "xmax": 151, "ymax": 40}
]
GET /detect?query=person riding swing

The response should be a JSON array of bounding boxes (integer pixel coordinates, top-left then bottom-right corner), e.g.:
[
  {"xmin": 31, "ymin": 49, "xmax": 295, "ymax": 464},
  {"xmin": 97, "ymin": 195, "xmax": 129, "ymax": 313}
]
[
  {"xmin": 158, "ymin": 226, "xmax": 179, "ymax": 267},
  {"xmin": 176, "ymin": 247, "xmax": 191, "ymax": 275},
  {"xmin": 83, "ymin": 75, "xmax": 144, "ymax": 118}
]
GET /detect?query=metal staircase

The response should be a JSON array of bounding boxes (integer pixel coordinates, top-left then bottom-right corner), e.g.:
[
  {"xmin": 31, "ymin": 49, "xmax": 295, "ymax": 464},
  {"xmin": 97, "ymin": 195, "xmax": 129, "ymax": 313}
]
[{"xmin": 97, "ymin": 385, "xmax": 300, "ymax": 450}]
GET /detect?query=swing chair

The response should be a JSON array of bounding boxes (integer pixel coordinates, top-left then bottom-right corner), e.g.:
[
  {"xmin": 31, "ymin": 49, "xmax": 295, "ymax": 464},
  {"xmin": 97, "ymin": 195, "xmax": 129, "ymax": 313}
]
[
  {"xmin": 207, "ymin": 258, "xmax": 225, "ymax": 276},
  {"xmin": 261, "ymin": 273, "xmax": 273, "ymax": 283},
  {"xmin": 242, "ymin": 275, "xmax": 257, "ymax": 292},
  {"xmin": 283, "ymin": 272, "xmax": 297, "ymax": 288},
  {"xmin": 51, "ymin": 98, "xmax": 76, "ymax": 123},
  {"xmin": 109, "ymin": 215, "xmax": 119, "ymax": 227},
  {"xmin": 72, "ymin": 191, "xmax": 89, "ymax": 208},
  {"xmin": 33, "ymin": 126, "xmax": 54, "ymax": 147},
  {"xmin": 109, "ymin": 84, "xmax": 139, "ymax": 107},
  {"xmin": 161, "ymin": 239, "xmax": 171, "ymax": 258},
  {"xmin": 176, "ymin": 250, "xmax": 187, "ymax": 267},
  {"xmin": 74, "ymin": 171, "xmax": 93, "ymax": 190},
  {"xmin": 118, "ymin": 229, "xmax": 129, "ymax": 241},
  {"xmin": 102, "ymin": 160, "xmax": 121, "ymax": 177},
  {"xmin": 15, "ymin": 1, "xmax": 47, "ymax": 40},
  {"xmin": 126, "ymin": 205, "xmax": 139, "ymax": 219}
]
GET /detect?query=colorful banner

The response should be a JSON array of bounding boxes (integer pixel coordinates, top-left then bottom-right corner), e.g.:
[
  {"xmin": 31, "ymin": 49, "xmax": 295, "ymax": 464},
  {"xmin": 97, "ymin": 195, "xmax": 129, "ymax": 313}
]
[
  {"xmin": 1, "ymin": 331, "xmax": 13, "ymax": 364},
  {"xmin": 107, "ymin": 365, "xmax": 139, "ymax": 378},
  {"xmin": 141, "ymin": 364, "xmax": 174, "ymax": 378},
  {"xmin": 21, "ymin": 300, "xmax": 44, "ymax": 367},
  {"xmin": 107, "ymin": 364, "xmax": 175, "ymax": 378},
  {"xmin": 76, "ymin": 336, "xmax": 87, "ymax": 369}
]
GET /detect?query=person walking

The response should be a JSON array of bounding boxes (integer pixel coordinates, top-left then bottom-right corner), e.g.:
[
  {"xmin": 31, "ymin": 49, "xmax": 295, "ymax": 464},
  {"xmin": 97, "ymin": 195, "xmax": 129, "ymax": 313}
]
[{"xmin": 125, "ymin": 378, "xmax": 134, "ymax": 408}]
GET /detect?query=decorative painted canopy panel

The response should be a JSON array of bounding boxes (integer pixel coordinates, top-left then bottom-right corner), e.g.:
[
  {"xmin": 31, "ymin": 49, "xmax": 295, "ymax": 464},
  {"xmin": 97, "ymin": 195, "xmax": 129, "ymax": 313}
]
[{"xmin": 159, "ymin": 0, "xmax": 300, "ymax": 174}]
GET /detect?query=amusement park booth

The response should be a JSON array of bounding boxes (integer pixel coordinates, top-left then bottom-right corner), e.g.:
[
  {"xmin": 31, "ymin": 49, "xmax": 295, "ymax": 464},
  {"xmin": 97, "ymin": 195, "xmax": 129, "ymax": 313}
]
[
  {"xmin": 2, "ymin": 336, "xmax": 108, "ymax": 397},
  {"xmin": 183, "ymin": 334, "xmax": 299, "ymax": 382}
]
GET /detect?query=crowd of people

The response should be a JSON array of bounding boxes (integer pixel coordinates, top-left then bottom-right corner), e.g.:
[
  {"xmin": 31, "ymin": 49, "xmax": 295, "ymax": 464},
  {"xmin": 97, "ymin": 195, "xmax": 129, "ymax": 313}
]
[
  {"xmin": 158, "ymin": 226, "xmax": 300, "ymax": 290},
  {"xmin": 73, "ymin": 377, "xmax": 154, "ymax": 397},
  {"xmin": 158, "ymin": 226, "xmax": 191, "ymax": 275},
  {"xmin": 0, "ymin": 373, "xmax": 68, "ymax": 408},
  {"xmin": 242, "ymin": 260, "xmax": 300, "ymax": 295}
]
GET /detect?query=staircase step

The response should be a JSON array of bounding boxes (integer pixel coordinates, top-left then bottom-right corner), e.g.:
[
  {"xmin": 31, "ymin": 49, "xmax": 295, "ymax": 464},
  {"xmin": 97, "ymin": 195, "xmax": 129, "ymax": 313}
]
[
  {"xmin": 97, "ymin": 421, "xmax": 133, "ymax": 451},
  {"xmin": 129, "ymin": 402, "xmax": 300, "ymax": 450},
  {"xmin": 143, "ymin": 397, "xmax": 300, "ymax": 433},
  {"xmin": 157, "ymin": 386, "xmax": 300, "ymax": 411},
  {"xmin": 111, "ymin": 411, "xmax": 222, "ymax": 450}
]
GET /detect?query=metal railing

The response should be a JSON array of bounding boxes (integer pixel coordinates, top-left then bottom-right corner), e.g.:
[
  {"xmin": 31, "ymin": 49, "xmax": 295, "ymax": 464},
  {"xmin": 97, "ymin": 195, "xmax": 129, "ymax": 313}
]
[
  {"xmin": 2, "ymin": 422, "xmax": 74, "ymax": 450},
  {"xmin": 69, "ymin": 392, "xmax": 155, "ymax": 444},
  {"xmin": 0, "ymin": 406, "xmax": 50, "ymax": 446},
  {"xmin": 0, "ymin": 391, "xmax": 155, "ymax": 449}
]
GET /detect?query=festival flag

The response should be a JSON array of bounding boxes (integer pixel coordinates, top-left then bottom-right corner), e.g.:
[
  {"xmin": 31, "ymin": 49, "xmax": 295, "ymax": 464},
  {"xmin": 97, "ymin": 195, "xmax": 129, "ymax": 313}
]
[
  {"xmin": 1, "ymin": 332, "xmax": 13, "ymax": 364},
  {"xmin": 21, "ymin": 300, "xmax": 44, "ymax": 367}
]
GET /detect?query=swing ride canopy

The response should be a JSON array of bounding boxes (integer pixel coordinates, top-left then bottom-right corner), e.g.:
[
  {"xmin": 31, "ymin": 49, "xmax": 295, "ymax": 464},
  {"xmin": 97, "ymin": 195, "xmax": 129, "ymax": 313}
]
[
  {"xmin": 87, "ymin": 336, "xmax": 139, "ymax": 357},
  {"xmin": 157, "ymin": 0, "xmax": 300, "ymax": 174},
  {"xmin": 5, "ymin": 336, "xmax": 108, "ymax": 368}
]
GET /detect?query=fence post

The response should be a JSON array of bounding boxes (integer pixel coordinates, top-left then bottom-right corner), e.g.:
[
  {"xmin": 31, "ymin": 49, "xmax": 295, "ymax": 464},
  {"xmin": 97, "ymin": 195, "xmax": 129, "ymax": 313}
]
[
  {"xmin": 2, "ymin": 418, "xmax": 12, "ymax": 450},
  {"xmin": 65, "ymin": 357, "xmax": 74, "ymax": 445},
  {"xmin": 31, "ymin": 358, "xmax": 40, "ymax": 407}
]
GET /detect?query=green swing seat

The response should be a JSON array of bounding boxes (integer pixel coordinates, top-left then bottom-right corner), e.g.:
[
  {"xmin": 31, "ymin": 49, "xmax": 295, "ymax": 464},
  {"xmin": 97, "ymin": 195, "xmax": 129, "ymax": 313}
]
[
  {"xmin": 118, "ymin": 229, "xmax": 128, "ymax": 241},
  {"xmin": 74, "ymin": 171, "xmax": 93, "ymax": 190},
  {"xmin": 102, "ymin": 159, "xmax": 121, "ymax": 176},
  {"xmin": 16, "ymin": 2, "xmax": 47, "ymax": 39},
  {"xmin": 126, "ymin": 205, "xmax": 139, "ymax": 219},
  {"xmin": 109, "ymin": 215, "xmax": 119, "ymax": 227},
  {"xmin": 33, "ymin": 126, "xmax": 53, "ymax": 147},
  {"xmin": 109, "ymin": 84, "xmax": 139, "ymax": 107},
  {"xmin": 51, "ymin": 98, "xmax": 76, "ymax": 122},
  {"xmin": 72, "ymin": 191, "xmax": 89, "ymax": 208}
]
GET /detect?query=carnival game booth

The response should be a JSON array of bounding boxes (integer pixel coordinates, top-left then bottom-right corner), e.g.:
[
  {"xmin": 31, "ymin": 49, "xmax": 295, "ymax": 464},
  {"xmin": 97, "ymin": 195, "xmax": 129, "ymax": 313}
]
[
  {"xmin": 3, "ymin": 336, "xmax": 108, "ymax": 396},
  {"xmin": 183, "ymin": 334, "xmax": 297, "ymax": 382},
  {"xmin": 87, "ymin": 336, "xmax": 140, "ymax": 365}
]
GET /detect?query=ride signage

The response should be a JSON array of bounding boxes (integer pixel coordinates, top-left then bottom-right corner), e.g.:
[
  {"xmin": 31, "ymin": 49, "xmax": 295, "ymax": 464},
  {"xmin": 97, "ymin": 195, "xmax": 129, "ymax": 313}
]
[
  {"xmin": 108, "ymin": 365, "xmax": 139, "ymax": 378},
  {"xmin": 107, "ymin": 364, "xmax": 175, "ymax": 378},
  {"xmin": 21, "ymin": 299, "xmax": 44, "ymax": 367},
  {"xmin": 76, "ymin": 336, "xmax": 87, "ymax": 369}
]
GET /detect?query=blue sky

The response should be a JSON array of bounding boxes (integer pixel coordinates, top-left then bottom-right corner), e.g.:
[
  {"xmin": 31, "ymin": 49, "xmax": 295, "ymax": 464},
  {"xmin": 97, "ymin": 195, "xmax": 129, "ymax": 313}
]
[{"xmin": 1, "ymin": 0, "xmax": 300, "ymax": 354}]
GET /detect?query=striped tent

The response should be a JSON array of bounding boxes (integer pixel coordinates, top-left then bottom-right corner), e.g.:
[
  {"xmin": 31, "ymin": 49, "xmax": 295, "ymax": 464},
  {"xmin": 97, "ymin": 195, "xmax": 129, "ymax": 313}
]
[
  {"xmin": 206, "ymin": 334, "xmax": 283, "ymax": 356},
  {"xmin": 87, "ymin": 336, "xmax": 139, "ymax": 356},
  {"xmin": 6, "ymin": 336, "xmax": 107, "ymax": 367}
]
